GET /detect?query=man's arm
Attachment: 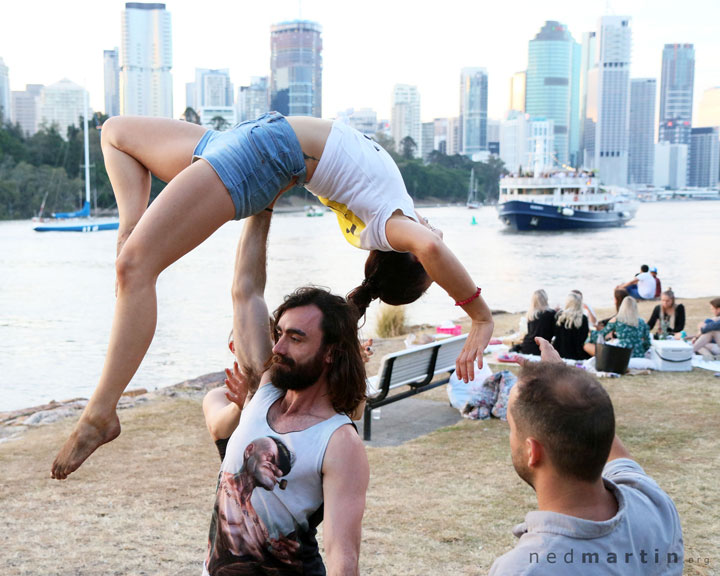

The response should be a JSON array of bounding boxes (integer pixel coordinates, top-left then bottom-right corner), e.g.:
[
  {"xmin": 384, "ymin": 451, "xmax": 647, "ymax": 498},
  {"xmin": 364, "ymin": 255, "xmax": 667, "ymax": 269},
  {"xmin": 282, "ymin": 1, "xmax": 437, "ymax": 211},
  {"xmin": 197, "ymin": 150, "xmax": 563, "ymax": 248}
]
[
  {"xmin": 322, "ymin": 426, "xmax": 369, "ymax": 575},
  {"xmin": 231, "ymin": 210, "xmax": 274, "ymax": 392}
]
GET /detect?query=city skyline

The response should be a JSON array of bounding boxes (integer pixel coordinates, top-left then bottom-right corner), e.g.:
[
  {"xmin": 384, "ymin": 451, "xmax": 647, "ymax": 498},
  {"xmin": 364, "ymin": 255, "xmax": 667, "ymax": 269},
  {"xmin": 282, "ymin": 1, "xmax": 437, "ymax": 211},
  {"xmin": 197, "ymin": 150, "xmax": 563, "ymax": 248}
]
[{"xmin": 1, "ymin": 0, "xmax": 719, "ymax": 122}]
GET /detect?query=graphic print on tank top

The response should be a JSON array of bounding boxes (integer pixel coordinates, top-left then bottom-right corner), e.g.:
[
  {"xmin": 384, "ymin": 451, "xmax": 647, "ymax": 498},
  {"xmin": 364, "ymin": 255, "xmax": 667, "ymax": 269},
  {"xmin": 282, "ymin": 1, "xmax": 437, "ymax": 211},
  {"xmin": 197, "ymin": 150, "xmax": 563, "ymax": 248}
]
[{"xmin": 205, "ymin": 385, "xmax": 350, "ymax": 576}]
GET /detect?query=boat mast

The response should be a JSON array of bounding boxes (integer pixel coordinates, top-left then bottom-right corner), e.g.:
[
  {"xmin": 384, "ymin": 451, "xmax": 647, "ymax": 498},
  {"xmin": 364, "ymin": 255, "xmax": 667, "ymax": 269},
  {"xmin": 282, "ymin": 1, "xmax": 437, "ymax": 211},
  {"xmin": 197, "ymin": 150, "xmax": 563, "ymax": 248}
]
[{"xmin": 83, "ymin": 90, "xmax": 91, "ymax": 207}]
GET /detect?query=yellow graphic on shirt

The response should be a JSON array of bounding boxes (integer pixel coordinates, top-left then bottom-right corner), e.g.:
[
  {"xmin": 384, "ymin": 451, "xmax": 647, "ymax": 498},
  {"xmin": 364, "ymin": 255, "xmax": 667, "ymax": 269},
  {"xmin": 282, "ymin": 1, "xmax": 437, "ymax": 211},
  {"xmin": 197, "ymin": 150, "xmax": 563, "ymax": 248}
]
[{"xmin": 317, "ymin": 196, "xmax": 366, "ymax": 249}]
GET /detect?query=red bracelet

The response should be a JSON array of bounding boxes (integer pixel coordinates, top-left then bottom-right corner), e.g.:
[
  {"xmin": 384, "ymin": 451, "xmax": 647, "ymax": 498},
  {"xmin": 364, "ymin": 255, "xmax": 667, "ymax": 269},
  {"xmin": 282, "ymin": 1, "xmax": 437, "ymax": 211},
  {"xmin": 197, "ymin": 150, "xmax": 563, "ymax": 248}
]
[{"xmin": 455, "ymin": 286, "xmax": 481, "ymax": 306}]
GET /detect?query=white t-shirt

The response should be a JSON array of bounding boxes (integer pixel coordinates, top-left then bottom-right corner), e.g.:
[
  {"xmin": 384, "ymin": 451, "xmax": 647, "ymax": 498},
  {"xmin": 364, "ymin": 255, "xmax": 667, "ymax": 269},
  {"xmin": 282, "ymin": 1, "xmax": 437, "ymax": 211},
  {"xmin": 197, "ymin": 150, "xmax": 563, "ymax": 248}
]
[
  {"xmin": 637, "ymin": 272, "xmax": 656, "ymax": 299},
  {"xmin": 305, "ymin": 121, "xmax": 417, "ymax": 251},
  {"xmin": 489, "ymin": 458, "xmax": 684, "ymax": 575}
]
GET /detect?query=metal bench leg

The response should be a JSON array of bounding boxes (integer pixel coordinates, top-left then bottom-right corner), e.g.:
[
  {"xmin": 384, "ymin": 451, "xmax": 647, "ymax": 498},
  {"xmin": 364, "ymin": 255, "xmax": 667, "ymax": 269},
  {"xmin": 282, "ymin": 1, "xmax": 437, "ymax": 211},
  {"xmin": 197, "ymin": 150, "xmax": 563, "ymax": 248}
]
[{"xmin": 363, "ymin": 404, "xmax": 373, "ymax": 441}]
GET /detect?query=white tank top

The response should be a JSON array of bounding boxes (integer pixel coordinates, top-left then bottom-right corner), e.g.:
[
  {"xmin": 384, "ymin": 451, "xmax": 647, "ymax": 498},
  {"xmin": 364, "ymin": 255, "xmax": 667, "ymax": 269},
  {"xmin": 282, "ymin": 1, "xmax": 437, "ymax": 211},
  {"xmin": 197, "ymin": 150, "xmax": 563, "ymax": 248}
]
[
  {"xmin": 305, "ymin": 120, "xmax": 417, "ymax": 251},
  {"xmin": 204, "ymin": 384, "xmax": 352, "ymax": 575}
]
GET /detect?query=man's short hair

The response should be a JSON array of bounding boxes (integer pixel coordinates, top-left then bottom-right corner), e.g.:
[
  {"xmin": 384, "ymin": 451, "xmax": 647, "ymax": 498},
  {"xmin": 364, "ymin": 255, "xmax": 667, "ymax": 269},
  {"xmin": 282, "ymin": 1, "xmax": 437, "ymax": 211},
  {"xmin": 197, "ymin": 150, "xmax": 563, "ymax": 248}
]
[
  {"xmin": 640, "ymin": 264, "xmax": 649, "ymax": 273},
  {"xmin": 512, "ymin": 362, "xmax": 615, "ymax": 482}
]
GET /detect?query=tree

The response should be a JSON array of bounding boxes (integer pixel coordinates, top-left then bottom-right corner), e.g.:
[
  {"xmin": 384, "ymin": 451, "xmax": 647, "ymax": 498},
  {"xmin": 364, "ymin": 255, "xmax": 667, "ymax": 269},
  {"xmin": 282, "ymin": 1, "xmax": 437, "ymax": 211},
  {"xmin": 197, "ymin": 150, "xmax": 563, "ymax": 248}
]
[
  {"xmin": 400, "ymin": 136, "xmax": 417, "ymax": 160},
  {"xmin": 182, "ymin": 107, "xmax": 201, "ymax": 124},
  {"xmin": 210, "ymin": 116, "xmax": 230, "ymax": 131},
  {"xmin": 373, "ymin": 132, "xmax": 395, "ymax": 155}
]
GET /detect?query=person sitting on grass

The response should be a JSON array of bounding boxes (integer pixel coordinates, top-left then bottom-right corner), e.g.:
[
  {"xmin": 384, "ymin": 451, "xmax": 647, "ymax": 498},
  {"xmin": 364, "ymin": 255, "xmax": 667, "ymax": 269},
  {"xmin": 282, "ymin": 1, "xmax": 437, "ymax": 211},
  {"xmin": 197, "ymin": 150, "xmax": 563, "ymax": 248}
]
[
  {"xmin": 510, "ymin": 289, "xmax": 555, "ymax": 356},
  {"xmin": 552, "ymin": 292, "xmax": 590, "ymax": 361},
  {"xmin": 489, "ymin": 337, "xmax": 683, "ymax": 575},
  {"xmin": 647, "ymin": 288, "xmax": 685, "ymax": 337},
  {"xmin": 584, "ymin": 296, "xmax": 650, "ymax": 359},
  {"xmin": 691, "ymin": 297, "xmax": 720, "ymax": 361},
  {"xmin": 616, "ymin": 264, "xmax": 656, "ymax": 301}
]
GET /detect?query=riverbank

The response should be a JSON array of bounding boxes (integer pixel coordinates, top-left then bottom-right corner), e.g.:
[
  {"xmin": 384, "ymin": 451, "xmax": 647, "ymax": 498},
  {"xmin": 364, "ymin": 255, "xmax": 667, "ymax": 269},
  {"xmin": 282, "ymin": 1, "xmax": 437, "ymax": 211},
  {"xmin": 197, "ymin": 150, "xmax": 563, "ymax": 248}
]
[{"xmin": 1, "ymin": 297, "xmax": 718, "ymax": 575}]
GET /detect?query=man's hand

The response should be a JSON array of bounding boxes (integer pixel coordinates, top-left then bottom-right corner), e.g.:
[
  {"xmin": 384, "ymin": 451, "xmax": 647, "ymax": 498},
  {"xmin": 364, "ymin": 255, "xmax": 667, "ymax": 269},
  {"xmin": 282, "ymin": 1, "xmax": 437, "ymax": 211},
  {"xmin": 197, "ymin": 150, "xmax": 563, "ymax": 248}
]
[
  {"xmin": 361, "ymin": 338, "xmax": 374, "ymax": 364},
  {"xmin": 515, "ymin": 337, "xmax": 563, "ymax": 366}
]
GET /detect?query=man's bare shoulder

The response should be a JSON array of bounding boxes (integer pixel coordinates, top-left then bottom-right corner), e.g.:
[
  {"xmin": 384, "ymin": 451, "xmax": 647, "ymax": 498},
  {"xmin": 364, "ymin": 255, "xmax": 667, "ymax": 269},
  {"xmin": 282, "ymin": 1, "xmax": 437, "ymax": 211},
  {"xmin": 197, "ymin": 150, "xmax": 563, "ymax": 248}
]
[{"xmin": 323, "ymin": 423, "xmax": 367, "ymax": 473}]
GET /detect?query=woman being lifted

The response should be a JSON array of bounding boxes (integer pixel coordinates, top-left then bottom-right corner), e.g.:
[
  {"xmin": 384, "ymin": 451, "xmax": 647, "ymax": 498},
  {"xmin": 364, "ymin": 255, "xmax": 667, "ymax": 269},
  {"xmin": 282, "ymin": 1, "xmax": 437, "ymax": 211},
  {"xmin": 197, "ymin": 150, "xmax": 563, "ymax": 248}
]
[{"xmin": 51, "ymin": 112, "xmax": 493, "ymax": 479}]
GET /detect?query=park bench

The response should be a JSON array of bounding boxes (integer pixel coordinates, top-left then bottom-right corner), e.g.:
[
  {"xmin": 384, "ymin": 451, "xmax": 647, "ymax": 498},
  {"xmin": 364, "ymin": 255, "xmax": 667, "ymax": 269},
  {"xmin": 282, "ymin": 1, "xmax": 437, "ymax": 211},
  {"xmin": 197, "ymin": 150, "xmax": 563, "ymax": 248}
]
[{"xmin": 363, "ymin": 334, "xmax": 468, "ymax": 440}]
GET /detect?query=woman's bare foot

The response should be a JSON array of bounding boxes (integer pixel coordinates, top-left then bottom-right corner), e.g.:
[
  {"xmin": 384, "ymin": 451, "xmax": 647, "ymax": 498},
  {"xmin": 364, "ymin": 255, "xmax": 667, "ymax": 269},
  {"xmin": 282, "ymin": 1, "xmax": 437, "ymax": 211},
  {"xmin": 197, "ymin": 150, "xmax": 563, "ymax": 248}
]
[{"xmin": 51, "ymin": 412, "xmax": 121, "ymax": 479}]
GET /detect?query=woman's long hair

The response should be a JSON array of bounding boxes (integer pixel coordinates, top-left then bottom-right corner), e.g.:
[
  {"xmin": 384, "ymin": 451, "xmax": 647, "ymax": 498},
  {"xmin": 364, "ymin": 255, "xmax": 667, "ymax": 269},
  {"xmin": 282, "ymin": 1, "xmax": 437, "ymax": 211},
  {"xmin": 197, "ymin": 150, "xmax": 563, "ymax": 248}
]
[
  {"xmin": 347, "ymin": 250, "xmax": 432, "ymax": 321},
  {"xmin": 273, "ymin": 287, "xmax": 366, "ymax": 415},
  {"xmin": 616, "ymin": 296, "xmax": 639, "ymax": 327},
  {"xmin": 527, "ymin": 289, "xmax": 550, "ymax": 321},
  {"xmin": 557, "ymin": 292, "xmax": 584, "ymax": 329}
]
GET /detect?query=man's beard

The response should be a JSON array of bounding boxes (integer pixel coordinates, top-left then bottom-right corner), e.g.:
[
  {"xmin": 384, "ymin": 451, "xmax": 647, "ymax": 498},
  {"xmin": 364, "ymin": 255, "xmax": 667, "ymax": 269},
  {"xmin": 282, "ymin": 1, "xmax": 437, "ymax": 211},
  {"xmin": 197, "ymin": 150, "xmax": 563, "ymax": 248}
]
[{"xmin": 270, "ymin": 347, "xmax": 327, "ymax": 391}]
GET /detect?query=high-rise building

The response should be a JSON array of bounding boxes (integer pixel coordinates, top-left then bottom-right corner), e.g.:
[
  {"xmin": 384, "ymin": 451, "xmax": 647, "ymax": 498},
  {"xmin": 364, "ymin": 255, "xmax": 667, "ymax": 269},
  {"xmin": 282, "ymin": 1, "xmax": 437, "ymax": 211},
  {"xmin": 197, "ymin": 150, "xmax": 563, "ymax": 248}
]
[
  {"xmin": 11, "ymin": 84, "xmax": 43, "ymax": 136},
  {"xmin": 460, "ymin": 67, "xmax": 488, "ymax": 158},
  {"xmin": 337, "ymin": 108, "xmax": 377, "ymax": 137},
  {"xmin": 38, "ymin": 78, "xmax": 88, "ymax": 138},
  {"xmin": 594, "ymin": 15, "xmax": 632, "ymax": 186},
  {"xmin": 525, "ymin": 21, "xmax": 581, "ymax": 167},
  {"xmin": 695, "ymin": 87, "xmax": 720, "ymax": 128},
  {"xmin": 446, "ymin": 116, "xmax": 461, "ymax": 156},
  {"xmin": 658, "ymin": 44, "xmax": 695, "ymax": 145},
  {"xmin": 237, "ymin": 76, "xmax": 269, "ymax": 122},
  {"xmin": 120, "ymin": 2, "xmax": 173, "ymax": 117},
  {"xmin": 688, "ymin": 127, "xmax": 720, "ymax": 187},
  {"xmin": 391, "ymin": 84, "xmax": 421, "ymax": 158},
  {"xmin": 104, "ymin": 48, "xmax": 120, "ymax": 117},
  {"xmin": 421, "ymin": 121, "xmax": 435, "ymax": 161},
  {"xmin": 433, "ymin": 118, "xmax": 448, "ymax": 155},
  {"xmin": 509, "ymin": 71, "xmax": 526, "ymax": 113},
  {"xmin": 628, "ymin": 78, "xmax": 656, "ymax": 185},
  {"xmin": 270, "ymin": 20, "xmax": 322, "ymax": 117},
  {"xmin": 500, "ymin": 112, "xmax": 555, "ymax": 174},
  {"xmin": 0, "ymin": 57, "xmax": 10, "ymax": 123},
  {"xmin": 578, "ymin": 31, "xmax": 597, "ymax": 169},
  {"xmin": 654, "ymin": 142, "xmax": 687, "ymax": 189},
  {"xmin": 191, "ymin": 68, "xmax": 234, "ymax": 109}
]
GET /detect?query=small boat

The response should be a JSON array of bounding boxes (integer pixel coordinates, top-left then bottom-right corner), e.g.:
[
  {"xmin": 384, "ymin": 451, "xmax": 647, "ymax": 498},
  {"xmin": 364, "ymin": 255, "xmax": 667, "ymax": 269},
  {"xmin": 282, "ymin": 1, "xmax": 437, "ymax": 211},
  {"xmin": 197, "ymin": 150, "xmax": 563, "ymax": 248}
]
[
  {"xmin": 497, "ymin": 172, "xmax": 638, "ymax": 231},
  {"xmin": 34, "ymin": 92, "xmax": 119, "ymax": 233},
  {"xmin": 305, "ymin": 205, "xmax": 324, "ymax": 217},
  {"xmin": 466, "ymin": 168, "xmax": 480, "ymax": 209}
]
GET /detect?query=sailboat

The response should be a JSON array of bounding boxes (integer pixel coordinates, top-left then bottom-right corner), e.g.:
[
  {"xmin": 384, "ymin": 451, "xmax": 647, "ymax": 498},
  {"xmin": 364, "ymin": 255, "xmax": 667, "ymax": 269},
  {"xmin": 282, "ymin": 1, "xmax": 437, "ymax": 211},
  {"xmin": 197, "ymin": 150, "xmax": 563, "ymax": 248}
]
[
  {"xmin": 466, "ymin": 168, "xmax": 480, "ymax": 209},
  {"xmin": 34, "ymin": 92, "xmax": 119, "ymax": 233}
]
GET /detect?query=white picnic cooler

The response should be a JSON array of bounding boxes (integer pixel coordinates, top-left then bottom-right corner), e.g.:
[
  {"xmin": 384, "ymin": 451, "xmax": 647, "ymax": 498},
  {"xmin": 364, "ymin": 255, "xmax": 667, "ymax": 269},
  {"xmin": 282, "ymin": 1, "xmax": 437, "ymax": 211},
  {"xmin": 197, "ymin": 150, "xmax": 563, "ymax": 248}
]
[{"xmin": 650, "ymin": 340, "xmax": 693, "ymax": 372}]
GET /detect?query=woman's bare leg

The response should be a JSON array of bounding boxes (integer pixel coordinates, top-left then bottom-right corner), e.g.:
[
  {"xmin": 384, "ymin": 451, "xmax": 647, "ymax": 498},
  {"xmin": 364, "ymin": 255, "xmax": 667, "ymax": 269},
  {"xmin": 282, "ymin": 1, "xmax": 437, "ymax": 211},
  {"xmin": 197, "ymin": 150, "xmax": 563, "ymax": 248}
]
[
  {"xmin": 100, "ymin": 116, "xmax": 208, "ymax": 255},
  {"xmin": 52, "ymin": 149, "xmax": 235, "ymax": 479}
]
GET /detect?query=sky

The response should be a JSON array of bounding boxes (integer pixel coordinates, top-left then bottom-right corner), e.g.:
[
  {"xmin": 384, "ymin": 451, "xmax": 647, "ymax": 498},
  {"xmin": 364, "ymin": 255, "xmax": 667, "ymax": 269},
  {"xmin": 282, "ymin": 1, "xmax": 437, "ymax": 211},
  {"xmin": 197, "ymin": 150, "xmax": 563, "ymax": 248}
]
[{"xmin": 2, "ymin": 0, "xmax": 719, "ymax": 122}]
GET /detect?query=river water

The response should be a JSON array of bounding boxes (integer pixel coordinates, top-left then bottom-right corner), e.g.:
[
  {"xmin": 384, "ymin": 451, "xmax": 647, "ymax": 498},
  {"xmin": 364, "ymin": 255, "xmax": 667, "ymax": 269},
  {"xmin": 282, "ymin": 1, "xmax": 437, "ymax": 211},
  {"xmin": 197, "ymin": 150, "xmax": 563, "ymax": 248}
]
[{"xmin": 1, "ymin": 201, "xmax": 718, "ymax": 412}]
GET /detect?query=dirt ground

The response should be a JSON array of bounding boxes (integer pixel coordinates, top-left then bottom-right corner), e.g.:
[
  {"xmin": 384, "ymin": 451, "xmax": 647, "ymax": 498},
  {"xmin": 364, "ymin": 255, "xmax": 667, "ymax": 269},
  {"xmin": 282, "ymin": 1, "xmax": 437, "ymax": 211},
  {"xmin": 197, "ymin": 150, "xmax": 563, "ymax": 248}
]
[{"xmin": 1, "ymin": 297, "xmax": 718, "ymax": 575}]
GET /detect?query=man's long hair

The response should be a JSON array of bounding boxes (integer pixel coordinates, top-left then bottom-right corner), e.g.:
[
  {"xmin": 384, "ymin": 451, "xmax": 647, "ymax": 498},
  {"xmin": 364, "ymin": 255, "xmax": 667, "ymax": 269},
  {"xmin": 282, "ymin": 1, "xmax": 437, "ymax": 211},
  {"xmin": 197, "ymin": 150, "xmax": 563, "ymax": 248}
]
[{"xmin": 273, "ymin": 287, "xmax": 366, "ymax": 415}]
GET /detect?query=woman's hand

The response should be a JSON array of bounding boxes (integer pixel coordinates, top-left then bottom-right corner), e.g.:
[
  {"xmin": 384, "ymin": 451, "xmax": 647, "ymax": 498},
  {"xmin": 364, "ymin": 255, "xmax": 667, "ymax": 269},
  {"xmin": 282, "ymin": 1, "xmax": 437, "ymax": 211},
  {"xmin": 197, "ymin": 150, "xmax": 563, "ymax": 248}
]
[
  {"xmin": 455, "ymin": 319, "xmax": 494, "ymax": 382},
  {"xmin": 224, "ymin": 361, "xmax": 249, "ymax": 408}
]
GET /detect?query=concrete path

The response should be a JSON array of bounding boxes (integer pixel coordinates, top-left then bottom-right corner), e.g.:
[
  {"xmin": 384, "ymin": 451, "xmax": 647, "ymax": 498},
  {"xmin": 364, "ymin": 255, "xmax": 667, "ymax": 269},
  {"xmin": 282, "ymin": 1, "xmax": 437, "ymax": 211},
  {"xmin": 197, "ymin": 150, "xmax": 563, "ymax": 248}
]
[{"xmin": 357, "ymin": 397, "xmax": 462, "ymax": 447}]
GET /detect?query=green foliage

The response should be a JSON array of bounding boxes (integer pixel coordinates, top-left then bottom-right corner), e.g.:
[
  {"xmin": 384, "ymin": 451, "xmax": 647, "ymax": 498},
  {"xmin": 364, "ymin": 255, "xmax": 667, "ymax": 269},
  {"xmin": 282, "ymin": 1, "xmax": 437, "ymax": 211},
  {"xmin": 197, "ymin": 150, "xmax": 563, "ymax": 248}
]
[
  {"xmin": 397, "ymin": 150, "xmax": 506, "ymax": 203},
  {"xmin": 375, "ymin": 304, "xmax": 407, "ymax": 338},
  {"xmin": 400, "ymin": 136, "xmax": 417, "ymax": 159}
]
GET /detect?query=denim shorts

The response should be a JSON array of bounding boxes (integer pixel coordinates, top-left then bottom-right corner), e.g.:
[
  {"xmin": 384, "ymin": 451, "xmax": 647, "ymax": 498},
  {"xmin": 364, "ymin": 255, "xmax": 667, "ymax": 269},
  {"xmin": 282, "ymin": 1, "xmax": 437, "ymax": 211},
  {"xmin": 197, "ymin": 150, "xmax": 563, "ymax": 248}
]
[{"xmin": 192, "ymin": 112, "xmax": 307, "ymax": 220}]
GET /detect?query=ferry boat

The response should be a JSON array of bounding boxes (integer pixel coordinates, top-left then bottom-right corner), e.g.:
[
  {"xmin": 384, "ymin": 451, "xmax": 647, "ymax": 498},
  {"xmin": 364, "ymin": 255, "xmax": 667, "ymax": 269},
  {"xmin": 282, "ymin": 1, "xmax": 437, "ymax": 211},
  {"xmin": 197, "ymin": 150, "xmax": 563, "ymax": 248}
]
[{"xmin": 497, "ymin": 173, "xmax": 638, "ymax": 231}]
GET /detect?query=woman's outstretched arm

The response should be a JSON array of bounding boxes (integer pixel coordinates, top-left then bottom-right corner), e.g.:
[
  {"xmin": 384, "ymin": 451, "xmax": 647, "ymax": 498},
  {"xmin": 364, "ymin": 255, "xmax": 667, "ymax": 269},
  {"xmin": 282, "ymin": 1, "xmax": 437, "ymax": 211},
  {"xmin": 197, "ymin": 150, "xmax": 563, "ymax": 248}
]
[{"xmin": 385, "ymin": 214, "xmax": 493, "ymax": 382}]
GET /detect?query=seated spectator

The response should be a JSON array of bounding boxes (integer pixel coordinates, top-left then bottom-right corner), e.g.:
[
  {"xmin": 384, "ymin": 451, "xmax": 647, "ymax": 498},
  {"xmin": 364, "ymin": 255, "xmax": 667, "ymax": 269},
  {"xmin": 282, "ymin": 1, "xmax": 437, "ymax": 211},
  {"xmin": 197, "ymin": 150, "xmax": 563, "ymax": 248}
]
[
  {"xmin": 617, "ymin": 264, "xmax": 656, "ymax": 300},
  {"xmin": 692, "ymin": 297, "xmax": 720, "ymax": 360},
  {"xmin": 585, "ymin": 296, "xmax": 651, "ymax": 358},
  {"xmin": 647, "ymin": 288, "xmax": 685, "ymax": 337},
  {"xmin": 489, "ymin": 338, "xmax": 683, "ymax": 575},
  {"xmin": 650, "ymin": 267, "xmax": 661, "ymax": 298},
  {"xmin": 595, "ymin": 288, "xmax": 629, "ymax": 331},
  {"xmin": 510, "ymin": 289, "xmax": 556, "ymax": 356},
  {"xmin": 570, "ymin": 289, "xmax": 597, "ymax": 328},
  {"xmin": 553, "ymin": 292, "xmax": 590, "ymax": 360}
]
